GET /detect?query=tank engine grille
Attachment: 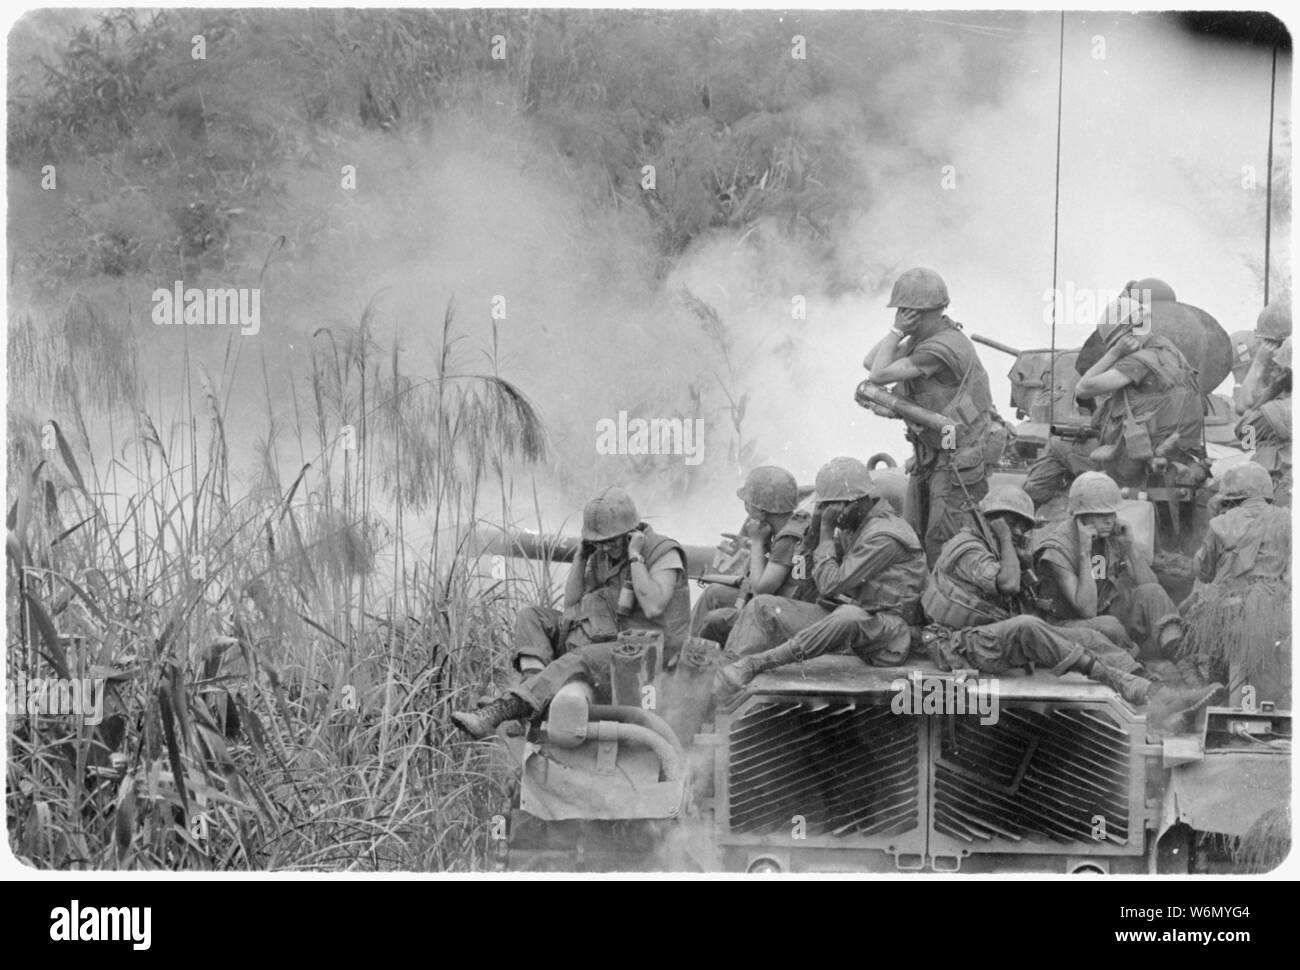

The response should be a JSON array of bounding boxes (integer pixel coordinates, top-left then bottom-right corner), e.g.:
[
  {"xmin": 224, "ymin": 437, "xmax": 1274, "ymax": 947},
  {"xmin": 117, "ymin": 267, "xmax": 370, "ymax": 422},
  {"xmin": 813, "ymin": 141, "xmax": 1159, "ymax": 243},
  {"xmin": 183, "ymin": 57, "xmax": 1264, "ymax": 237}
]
[
  {"xmin": 932, "ymin": 705, "xmax": 1132, "ymax": 847},
  {"xmin": 727, "ymin": 699, "xmax": 920, "ymax": 837}
]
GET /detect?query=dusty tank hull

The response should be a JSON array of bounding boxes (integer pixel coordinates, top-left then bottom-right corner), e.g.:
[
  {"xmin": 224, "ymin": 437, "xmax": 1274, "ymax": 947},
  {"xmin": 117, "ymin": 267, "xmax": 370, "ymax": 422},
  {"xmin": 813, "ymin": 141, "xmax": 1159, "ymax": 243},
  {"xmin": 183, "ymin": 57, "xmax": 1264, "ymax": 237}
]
[{"xmin": 494, "ymin": 655, "xmax": 1289, "ymax": 874}]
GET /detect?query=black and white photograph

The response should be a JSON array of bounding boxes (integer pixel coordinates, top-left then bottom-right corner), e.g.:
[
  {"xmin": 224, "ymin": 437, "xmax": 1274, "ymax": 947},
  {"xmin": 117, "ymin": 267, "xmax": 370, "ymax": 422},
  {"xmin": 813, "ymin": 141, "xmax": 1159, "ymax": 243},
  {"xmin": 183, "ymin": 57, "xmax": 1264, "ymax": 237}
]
[{"xmin": 3, "ymin": 4, "xmax": 1293, "ymax": 895}]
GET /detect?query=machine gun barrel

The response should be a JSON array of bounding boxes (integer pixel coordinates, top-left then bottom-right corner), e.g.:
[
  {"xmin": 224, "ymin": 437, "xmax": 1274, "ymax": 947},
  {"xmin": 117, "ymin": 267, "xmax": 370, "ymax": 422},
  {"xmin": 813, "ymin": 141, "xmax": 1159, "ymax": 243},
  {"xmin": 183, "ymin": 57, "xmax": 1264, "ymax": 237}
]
[
  {"xmin": 854, "ymin": 381, "xmax": 951, "ymax": 432},
  {"xmin": 970, "ymin": 333, "xmax": 1022, "ymax": 357}
]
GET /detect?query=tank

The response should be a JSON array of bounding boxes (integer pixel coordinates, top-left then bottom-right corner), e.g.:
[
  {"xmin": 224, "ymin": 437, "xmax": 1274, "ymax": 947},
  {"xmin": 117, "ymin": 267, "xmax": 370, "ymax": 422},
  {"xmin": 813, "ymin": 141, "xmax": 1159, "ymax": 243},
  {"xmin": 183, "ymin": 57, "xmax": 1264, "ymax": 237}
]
[
  {"xmin": 483, "ymin": 518, "xmax": 1286, "ymax": 875},
  {"xmin": 480, "ymin": 300, "xmax": 1280, "ymax": 873}
]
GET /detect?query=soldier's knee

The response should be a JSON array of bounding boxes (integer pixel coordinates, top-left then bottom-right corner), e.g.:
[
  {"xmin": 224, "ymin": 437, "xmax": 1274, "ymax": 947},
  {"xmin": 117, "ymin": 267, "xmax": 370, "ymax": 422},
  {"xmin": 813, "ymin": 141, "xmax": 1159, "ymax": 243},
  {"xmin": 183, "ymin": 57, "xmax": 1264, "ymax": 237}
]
[
  {"xmin": 514, "ymin": 604, "xmax": 550, "ymax": 631},
  {"xmin": 1091, "ymin": 615, "xmax": 1129, "ymax": 644},
  {"xmin": 748, "ymin": 594, "xmax": 788, "ymax": 619},
  {"xmin": 1002, "ymin": 615, "xmax": 1043, "ymax": 635},
  {"xmin": 853, "ymin": 616, "xmax": 911, "ymax": 666},
  {"xmin": 825, "ymin": 603, "xmax": 870, "ymax": 631}
]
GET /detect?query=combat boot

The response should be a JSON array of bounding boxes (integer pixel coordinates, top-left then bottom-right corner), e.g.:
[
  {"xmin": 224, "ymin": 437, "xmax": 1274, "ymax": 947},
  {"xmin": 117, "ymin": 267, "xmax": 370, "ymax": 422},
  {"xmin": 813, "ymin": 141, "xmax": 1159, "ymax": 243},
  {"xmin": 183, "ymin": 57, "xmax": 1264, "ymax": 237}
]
[
  {"xmin": 1146, "ymin": 682, "xmax": 1224, "ymax": 732},
  {"xmin": 1091, "ymin": 664, "xmax": 1223, "ymax": 730},
  {"xmin": 451, "ymin": 694, "xmax": 534, "ymax": 739},
  {"xmin": 1173, "ymin": 655, "xmax": 1211, "ymax": 689},
  {"xmin": 1088, "ymin": 662, "xmax": 1153, "ymax": 706},
  {"xmin": 714, "ymin": 642, "xmax": 801, "ymax": 697}
]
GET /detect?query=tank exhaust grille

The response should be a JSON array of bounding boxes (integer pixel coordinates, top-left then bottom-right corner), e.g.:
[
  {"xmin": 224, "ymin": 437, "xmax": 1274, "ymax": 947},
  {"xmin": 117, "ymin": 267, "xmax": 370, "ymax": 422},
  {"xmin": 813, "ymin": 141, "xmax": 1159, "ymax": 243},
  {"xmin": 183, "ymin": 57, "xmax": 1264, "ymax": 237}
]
[
  {"xmin": 727, "ymin": 699, "xmax": 919, "ymax": 837},
  {"xmin": 932, "ymin": 705, "xmax": 1132, "ymax": 847}
]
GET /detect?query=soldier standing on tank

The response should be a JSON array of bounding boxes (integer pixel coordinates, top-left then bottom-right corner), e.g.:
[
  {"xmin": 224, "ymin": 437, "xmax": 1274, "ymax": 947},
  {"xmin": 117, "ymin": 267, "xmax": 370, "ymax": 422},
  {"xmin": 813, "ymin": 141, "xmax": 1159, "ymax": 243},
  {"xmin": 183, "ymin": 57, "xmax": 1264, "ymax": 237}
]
[
  {"xmin": 1023, "ymin": 283, "xmax": 1205, "ymax": 508},
  {"xmin": 1030, "ymin": 471, "xmax": 1186, "ymax": 661},
  {"xmin": 1181, "ymin": 461, "xmax": 1291, "ymax": 708},
  {"xmin": 451, "ymin": 487, "xmax": 690, "ymax": 738},
  {"xmin": 713, "ymin": 457, "xmax": 927, "ymax": 696},
  {"xmin": 1236, "ymin": 301, "xmax": 1291, "ymax": 505},
  {"xmin": 690, "ymin": 465, "xmax": 811, "ymax": 644},
  {"xmin": 863, "ymin": 268, "xmax": 995, "ymax": 564}
]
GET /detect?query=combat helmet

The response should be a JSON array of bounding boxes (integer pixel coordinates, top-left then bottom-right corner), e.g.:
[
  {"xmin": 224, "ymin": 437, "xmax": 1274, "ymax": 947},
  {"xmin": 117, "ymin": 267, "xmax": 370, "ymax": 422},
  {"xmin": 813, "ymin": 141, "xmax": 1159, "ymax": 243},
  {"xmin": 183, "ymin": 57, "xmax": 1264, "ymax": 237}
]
[
  {"xmin": 737, "ymin": 465, "xmax": 799, "ymax": 513},
  {"xmin": 582, "ymin": 487, "xmax": 639, "ymax": 541},
  {"xmin": 814, "ymin": 457, "xmax": 876, "ymax": 502},
  {"xmin": 886, "ymin": 268, "xmax": 949, "ymax": 310},
  {"xmin": 1218, "ymin": 461, "xmax": 1274, "ymax": 503},
  {"xmin": 1230, "ymin": 329, "xmax": 1260, "ymax": 378},
  {"xmin": 979, "ymin": 484, "xmax": 1036, "ymax": 527},
  {"xmin": 1256, "ymin": 301, "xmax": 1292, "ymax": 341},
  {"xmin": 1067, "ymin": 472, "xmax": 1125, "ymax": 517},
  {"xmin": 1122, "ymin": 278, "xmax": 1178, "ymax": 303}
]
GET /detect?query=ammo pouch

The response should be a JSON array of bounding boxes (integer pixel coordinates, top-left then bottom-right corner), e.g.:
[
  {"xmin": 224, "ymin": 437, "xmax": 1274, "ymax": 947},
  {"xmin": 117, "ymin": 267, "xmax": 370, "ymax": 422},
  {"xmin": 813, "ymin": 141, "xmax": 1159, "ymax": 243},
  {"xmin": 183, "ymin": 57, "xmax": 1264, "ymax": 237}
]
[
  {"xmin": 1120, "ymin": 395, "xmax": 1154, "ymax": 461},
  {"xmin": 922, "ymin": 571, "xmax": 1011, "ymax": 629},
  {"xmin": 948, "ymin": 445, "xmax": 987, "ymax": 489}
]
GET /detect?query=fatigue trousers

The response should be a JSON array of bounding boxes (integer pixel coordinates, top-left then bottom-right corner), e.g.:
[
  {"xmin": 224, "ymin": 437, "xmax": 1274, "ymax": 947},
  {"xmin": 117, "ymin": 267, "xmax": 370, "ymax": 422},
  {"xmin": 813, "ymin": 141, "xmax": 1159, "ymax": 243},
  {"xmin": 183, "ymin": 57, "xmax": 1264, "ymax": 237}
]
[
  {"xmin": 908, "ymin": 463, "xmax": 988, "ymax": 565},
  {"xmin": 724, "ymin": 594, "xmax": 912, "ymax": 667},
  {"xmin": 505, "ymin": 604, "xmax": 614, "ymax": 710},
  {"xmin": 940, "ymin": 615, "xmax": 1141, "ymax": 675},
  {"xmin": 509, "ymin": 638, "xmax": 623, "ymax": 712},
  {"xmin": 689, "ymin": 583, "xmax": 742, "ymax": 645},
  {"xmin": 511, "ymin": 604, "xmax": 587, "ymax": 670},
  {"xmin": 1100, "ymin": 580, "xmax": 1181, "ymax": 661},
  {"xmin": 1044, "ymin": 582, "xmax": 1179, "ymax": 660}
]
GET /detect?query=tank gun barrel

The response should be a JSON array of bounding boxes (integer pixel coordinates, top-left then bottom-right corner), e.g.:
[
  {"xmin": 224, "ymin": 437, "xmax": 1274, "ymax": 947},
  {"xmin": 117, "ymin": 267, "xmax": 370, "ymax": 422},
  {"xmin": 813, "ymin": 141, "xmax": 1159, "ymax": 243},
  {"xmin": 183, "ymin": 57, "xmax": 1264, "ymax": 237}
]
[
  {"xmin": 971, "ymin": 333, "xmax": 1022, "ymax": 357},
  {"xmin": 481, "ymin": 530, "xmax": 716, "ymax": 574}
]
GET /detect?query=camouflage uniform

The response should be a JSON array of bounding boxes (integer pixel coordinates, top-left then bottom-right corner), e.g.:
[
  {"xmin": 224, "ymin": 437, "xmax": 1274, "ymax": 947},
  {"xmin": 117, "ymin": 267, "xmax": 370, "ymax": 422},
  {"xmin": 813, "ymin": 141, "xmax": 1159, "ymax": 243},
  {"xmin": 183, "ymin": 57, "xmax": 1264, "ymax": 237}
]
[
  {"xmin": 723, "ymin": 500, "xmax": 926, "ymax": 666},
  {"xmin": 1024, "ymin": 335, "xmax": 1204, "ymax": 506}
]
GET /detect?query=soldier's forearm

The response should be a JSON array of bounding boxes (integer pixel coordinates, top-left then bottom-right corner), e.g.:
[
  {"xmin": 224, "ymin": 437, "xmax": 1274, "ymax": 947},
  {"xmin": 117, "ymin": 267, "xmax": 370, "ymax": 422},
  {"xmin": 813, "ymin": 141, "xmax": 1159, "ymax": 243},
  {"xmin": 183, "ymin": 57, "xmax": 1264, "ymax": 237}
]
[
  {"xmin": 562, "ymin": 558, "xmax": 587, "ymax": 606},
  {"xmin": 994, "ymin": 533, "xmax": 1021, "ymax": 594}
]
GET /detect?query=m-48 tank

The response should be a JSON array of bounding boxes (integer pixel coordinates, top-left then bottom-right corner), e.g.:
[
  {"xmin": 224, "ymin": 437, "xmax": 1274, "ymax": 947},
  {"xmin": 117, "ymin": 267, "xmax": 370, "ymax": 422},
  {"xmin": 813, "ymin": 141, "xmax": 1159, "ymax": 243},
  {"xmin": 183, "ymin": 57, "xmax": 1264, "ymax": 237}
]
[{"xmin": 480, "ymin": 531, "xmax": 1289, "ymax": 875}]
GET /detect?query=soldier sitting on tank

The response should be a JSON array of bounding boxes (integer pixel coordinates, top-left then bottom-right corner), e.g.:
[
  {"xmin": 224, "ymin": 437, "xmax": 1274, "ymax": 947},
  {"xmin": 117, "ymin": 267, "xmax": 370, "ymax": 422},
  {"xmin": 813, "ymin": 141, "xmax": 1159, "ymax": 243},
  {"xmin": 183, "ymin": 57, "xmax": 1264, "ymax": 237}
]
[
  {"xmin": 1030, "ymin": 471, "xmax": 1186, "ymax": 662},
  {"xmin": 923, "ymin": 612, "xmax": 1222, "ymax": 734},
  {"xmin": 1235, "ymin": 301, "xmax": 1291, "ymax": 506},
  {"xmin": 451, "ymin": 487, "xmax": 689, "ymax": 739},
  {"xmin": 1023, "ymin": 286, "xmax": 1205, "ymax": 508},
  {"xmin": 691, "ymin": 465, "xmax": 811, "ymax": 645},
  {"xmin": 713, "ymin": 456, "xmax": 927, "ymax": 696},
  {"xmin": 1181, "ymin": 461, "xmax": 1291, "ymax": 708},
  {"xmin": 863, "ymin": 267, "xmax": 995, "ymax": 565},
  {"xmin": 921, "ymin": 484, "xmax": 1150, "ymax": 679}
]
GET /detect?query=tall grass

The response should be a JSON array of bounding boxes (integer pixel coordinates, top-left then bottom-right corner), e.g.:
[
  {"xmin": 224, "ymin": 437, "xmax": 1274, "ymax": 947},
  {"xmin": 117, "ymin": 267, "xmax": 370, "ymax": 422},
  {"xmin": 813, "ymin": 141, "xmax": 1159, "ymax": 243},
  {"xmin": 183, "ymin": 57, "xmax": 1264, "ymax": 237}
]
[{"xmin": 6, "ymin": 297, "xmax": 547, "ymax": 870}]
